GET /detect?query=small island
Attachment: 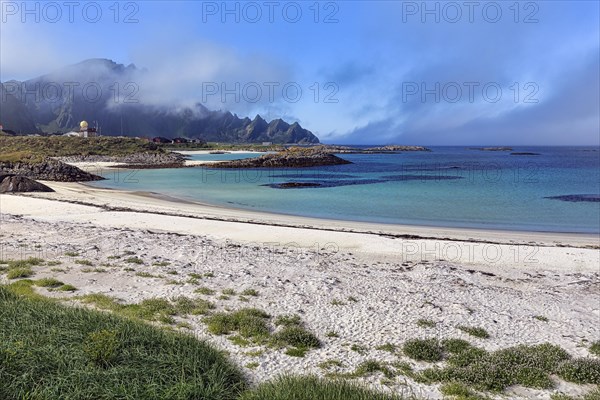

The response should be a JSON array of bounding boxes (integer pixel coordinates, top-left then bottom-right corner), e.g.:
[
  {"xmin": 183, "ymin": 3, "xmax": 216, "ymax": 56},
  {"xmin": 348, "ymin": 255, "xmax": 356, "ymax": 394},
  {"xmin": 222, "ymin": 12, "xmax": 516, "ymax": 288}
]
[
  {"xmin": 469, "ymin": 147, "xmax": 513, "ymax": 151},
  {"xmin": 209, "ymin": 147, "xmax": 352, "ymax": 168}
]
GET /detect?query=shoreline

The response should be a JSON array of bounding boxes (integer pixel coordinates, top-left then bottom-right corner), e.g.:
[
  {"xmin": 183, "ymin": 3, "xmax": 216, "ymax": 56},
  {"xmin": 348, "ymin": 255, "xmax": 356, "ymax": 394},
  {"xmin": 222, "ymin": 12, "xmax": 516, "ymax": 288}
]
[
  {"xmin": 1, "ymin": 181, "xmax": 598, "ymax": 273},
  {"xmin": 64, "ymin": 158, "xmax": 600, "ymax": 241},
  {"xmin": 7, "ymin": 180, "xmax": 600, "ymax": 246},
  {"xmin": 1, "ymin": 180, "xmax": 599, "ymax": 399}
]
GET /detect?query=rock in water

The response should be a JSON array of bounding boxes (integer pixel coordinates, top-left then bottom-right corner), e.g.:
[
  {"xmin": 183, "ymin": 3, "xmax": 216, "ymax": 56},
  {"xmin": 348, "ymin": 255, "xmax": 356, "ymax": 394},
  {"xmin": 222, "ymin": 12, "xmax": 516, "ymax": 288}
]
[
  {"xmin": 210, "ymin": 148, "xmax": 352, "ymax": 168},
  {"xmin": 0, "ymin": 175, "xmax": 54, "ymax": 193}
]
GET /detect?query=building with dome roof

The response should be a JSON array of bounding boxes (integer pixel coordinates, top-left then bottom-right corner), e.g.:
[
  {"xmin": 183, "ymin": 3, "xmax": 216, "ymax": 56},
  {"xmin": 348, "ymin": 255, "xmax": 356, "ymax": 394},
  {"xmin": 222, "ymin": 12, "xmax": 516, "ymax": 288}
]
[
  {"xmin": 64, "ymin": 120, "xmax": 98, "ymax": 137},
  {"xmin": 79, "ymin": 120, "xmax": 97, "ymax": 137}
]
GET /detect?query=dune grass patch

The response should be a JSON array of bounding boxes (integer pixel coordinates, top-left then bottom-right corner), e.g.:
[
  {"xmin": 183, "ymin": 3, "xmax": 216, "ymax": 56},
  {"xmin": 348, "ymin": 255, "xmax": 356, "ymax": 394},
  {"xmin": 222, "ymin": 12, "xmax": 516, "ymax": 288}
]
[
  {"xmin": 241, "ymin": 288, "xmax": 259, "ymax": 297},
  {"xmin": 0, "ymin": 285, "xmax": 246, "ymax": 400},
  {"xmin": 1, "ymin": 257, "xmax": 47, "ymax": 280},
  {"xmin": 590, "ymin": 341, "xmax": 600, "ymax": 357},
  {"xmin": 33, "ymin": 278, "xmax": 65, "ymax": 288},
  {"xmin": 196, "ymin": 286, "xmax": 216, "ymax": 295},
  {"xmin": 7, "ymin": 267, "xmax": 33, "ymax": 279},
  {"xmin": 238, "ymin": 375, "xmax": 402, "ymax": 400},
  {"xmin": 457, "ymin": 325, "xmax": 490, "ymax": 339},
  {"xmin": 124, "ymin": 257, "xmax": 144, "ymax": 265},
  {"xmin": 418, "ymin": 342, "xmax": 579, "ymax": 391},
  {"xmin": 403, "ymin": 338, "xmax": 444, "ymax": 362},
  {"xmin": 416, "ymin": 319, "xmax": 437, "ymax": 328},
  {"xmin": 204, "ymin": 309, "xmax": 321, "ymax": 356},
  {"xmin": 79, "ymin": 293, "xmax": 214, "ymax": 324}
]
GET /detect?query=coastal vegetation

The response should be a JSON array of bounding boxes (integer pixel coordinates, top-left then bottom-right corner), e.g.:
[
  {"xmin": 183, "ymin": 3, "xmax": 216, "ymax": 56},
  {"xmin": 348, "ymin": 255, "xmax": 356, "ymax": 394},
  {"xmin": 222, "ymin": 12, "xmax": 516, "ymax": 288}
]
[
  {"xmin": 0, "ymin": 136, "xmax": 165, "ymax": 158},
  {"xmin": 0, "ymin": 285, "xmax": 246, "ymax": 400},
  {"xmin": 2, "ymin": 256, "xmax": 600, "ymax": 399}
]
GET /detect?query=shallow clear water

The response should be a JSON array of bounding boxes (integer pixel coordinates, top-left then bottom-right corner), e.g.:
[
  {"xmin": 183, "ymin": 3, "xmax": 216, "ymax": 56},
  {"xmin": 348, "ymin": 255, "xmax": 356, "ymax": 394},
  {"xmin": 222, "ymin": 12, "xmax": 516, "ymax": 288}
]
[{"xmin": 89, "ymin": 147, "xmax": 600, "ymax": 233}]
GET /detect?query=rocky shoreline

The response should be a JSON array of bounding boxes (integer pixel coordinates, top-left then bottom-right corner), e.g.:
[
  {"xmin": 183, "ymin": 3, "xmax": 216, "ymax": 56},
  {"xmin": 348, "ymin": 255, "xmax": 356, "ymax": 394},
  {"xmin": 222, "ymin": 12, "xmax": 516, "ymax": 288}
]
[
  {"xmin": 0, "ymin": 159, "xmax": 104, "ymax": 182},
  {"xmin": 0, "ymin": 174, "xmax": 54, "ymax": 193},
  {"xmin": 57, "ymin": 152, "xmax": 186, "ymax": 165},
  {"xmin": 317, "ymin": 145, "xmax": 431, "ymax": 153}
]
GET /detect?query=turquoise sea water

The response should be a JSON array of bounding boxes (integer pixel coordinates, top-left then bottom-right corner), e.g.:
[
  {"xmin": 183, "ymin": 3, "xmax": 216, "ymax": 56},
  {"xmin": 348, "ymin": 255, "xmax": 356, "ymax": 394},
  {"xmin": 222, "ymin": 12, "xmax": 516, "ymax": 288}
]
[{"xmin": 89, "ymin": 147, "xmax": 600, "ymax": 233}]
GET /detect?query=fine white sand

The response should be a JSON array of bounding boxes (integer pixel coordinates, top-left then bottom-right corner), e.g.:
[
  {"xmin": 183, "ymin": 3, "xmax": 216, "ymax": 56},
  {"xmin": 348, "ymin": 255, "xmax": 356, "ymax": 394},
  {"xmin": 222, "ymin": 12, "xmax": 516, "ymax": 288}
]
[{"xmin": 0, "ymin": 183, "xmax": 598, "ymax": 399}]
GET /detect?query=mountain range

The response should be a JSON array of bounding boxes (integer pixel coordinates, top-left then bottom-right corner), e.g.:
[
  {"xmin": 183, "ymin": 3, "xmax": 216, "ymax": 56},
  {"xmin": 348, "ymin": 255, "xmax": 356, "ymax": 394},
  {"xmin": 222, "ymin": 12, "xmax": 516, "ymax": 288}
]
[{"xmin": 0, "ymin": 59, "xmax": 319, "ymax": 144}]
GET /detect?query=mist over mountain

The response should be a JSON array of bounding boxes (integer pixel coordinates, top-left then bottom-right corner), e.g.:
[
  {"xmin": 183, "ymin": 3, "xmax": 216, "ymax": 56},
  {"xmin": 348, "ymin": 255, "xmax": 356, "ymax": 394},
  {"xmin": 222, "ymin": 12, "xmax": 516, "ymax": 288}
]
[{"xmin": 0, "ymin": 59, "xmax": 319, "ymax": 144}]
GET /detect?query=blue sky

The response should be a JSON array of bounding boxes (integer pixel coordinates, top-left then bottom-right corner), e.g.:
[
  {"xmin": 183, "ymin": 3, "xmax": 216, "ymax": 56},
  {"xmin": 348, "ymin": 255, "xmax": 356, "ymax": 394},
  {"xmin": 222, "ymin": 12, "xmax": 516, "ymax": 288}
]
[{"xmin": 1, "ymin": 0, "xmax": 598, "ymax": 145}]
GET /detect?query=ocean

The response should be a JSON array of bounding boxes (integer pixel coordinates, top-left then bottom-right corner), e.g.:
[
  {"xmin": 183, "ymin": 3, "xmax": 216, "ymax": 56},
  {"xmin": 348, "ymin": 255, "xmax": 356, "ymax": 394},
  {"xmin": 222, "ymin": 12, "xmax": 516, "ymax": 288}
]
[{"xmin": 89, "ymin": 146, "xmax": 600, "ymax": 233}]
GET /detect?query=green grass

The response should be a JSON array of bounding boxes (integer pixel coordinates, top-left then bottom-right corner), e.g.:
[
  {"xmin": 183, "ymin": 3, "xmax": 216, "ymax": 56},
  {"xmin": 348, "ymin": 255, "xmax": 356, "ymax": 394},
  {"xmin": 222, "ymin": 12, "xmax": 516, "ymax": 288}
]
[
  {"xmin": 419, "ymin": 343, "xmax": 573, "ymax": 391},
  {"xmin": 196, "ymin": 287, "xmax": 216, "ymax": 295},
  {"xmin": 0, "ymin": 285, "xmax": 246, "ymax": 399},
  {"xmin": 403, "ymin": 338, "xmax": 444, "ymax": 362},
  {"xmin": 229, "ymin": 335, "xmax": 252, "ymax": 347},
  {"xmin": 0, "ymin": 136, "xmax": 170, "ymax": 159},
  {"xmin": 376, "ymin": 343, "xmax": 397, "ymax": 353},
  {"xmin": 152, "ymin": 261, "xmax": 170, "ymax": 267},
  {"xmin": 551, "ymin": 387, "xmax": 600, "ymax": 400},
  {"xmin": 75, "ymin": 259, "xmax": 93, "ymax": 266},
  {"xmin": 46, "ymin": 260, "xmax": 62, "ymax": 266},
  {"xmin": 285, "ymin": 347, "xmax": 309, "ymax": 357},
  {"xmin": 241, "ymin": 289, "xmax": 259, "ymax": 297},
  {"xmin": 557, "ymin": 358, "xmax": 600, "ymax": 384},
  {"xmin": 7, "ymin": 267, "xmax": 33, "ymax": 279},
  {"xmin": 204, "ymin": 308, "xmax": 271, "ymax": 339},
  {"xmin": 2, "ymin": 257, "xmax": 47, "ymax": 280},
  {"xmin": 204, "ymin": 309, "xmax": 320, "ymax": 356},
  {"xmin": 79, "ymin": 294, "xmax": 213, "ymax": 323},
  {"xmin": 350, "ymin": 344, "xmax": 367, "ymax": 354},
  {"xmin": 590, "ymin": 341, "xmax": 600, "ymax": 357},
  {"xmin": 457, "ymin": 325, "xmax": 490, "ymax": 339},
  {"xmin": 172, "ymin": 296, "xmax": 215, "ymax": 316},
  {"xmin": 534, "ymin": 315, "xmax": 549, "ymax": 322},
  {"xmin": 416, "ymin": 319, "xmax": 437, "ymax": 328},
  {"xmin": 272, "ymin": 325, "xmax": 321, "ymax": 349},
  {"xmin": 124, "ymin": 257, "xmax": 144, "ymax": 265},
  {"xmin": 239, "ymin": 375, "xmax": 402, "ymax": 400},
  {"xmin": 24, "ymin": 257, "xmax": 45, "ymax": 266},
  {"xmin": 274, "ymin": 314, "xmax": 302, "ymax": 327},
  {"xmin": 135, "ymin": 271, "xmax": 159, "ymax": 278},
  {"xmin": 33, "ymin": 278, "xmax": 65, "ymax": 288},
  {"xmin": 54, "ymin": 284, "xmax": 78, "ymax": 292},
  {"xmin": 353, "ymin": 360, "xmax": 395, "ymax": 379},
  {"xmin": 440, "ymin": 382, "xmax": 488, "ymax": 399},
  {"xmin": 442, "ymin": 338, "xmax": 474, "ymax": 354},
  {"xmin": 319, "ymin": 360, "xmax": 344, "ymax": 370},
  {"xmin": 222, "ymin": 289, "xmax": 237, "ymax": 295}
]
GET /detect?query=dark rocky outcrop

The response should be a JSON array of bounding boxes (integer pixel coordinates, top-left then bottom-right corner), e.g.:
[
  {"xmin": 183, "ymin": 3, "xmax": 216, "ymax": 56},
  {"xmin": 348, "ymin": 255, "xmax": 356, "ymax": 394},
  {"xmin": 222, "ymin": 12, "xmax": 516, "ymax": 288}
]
[
  {"xmin": 315, "ymin": 145, "xmax": 430, "ymax": 154},
  {"xmin": 510, "ymin": 152, "xmax": 541, "ymax": 156},
  {"xmin": 545, "ymin": 194, "xmax": 600, "ymax": 203},
  {"xmin": 363, "ymin": 145, "xmax": 431, "ymax": 152},
  {"xmin": 210, "ymin": 148, "xmax": 352, "ymax": 168},
  {"xmin": 469, "ymin": 147, "xmax": 513, "ymax": 151},
  {"xmin": 268, "ymin": 182, "xmax": 323, "ymax": 189},
  {"xmin": 57, "ymin": 152, "xmax": 186, "ymax": 164},
  {"xmin": 0, "ymin": 175, "xmax": 54, "ymax": 193},
  {"xmin": 0, "ymin": 159, "xmax": 103, "ymax": 182}
]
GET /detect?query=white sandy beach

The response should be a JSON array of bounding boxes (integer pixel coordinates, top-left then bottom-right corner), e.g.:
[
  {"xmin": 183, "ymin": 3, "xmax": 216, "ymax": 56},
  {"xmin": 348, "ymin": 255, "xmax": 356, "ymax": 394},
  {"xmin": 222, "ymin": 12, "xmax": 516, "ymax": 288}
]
[{"xmin": 1, "ymin": 181, "xmax": 599, "ymax": 399}]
